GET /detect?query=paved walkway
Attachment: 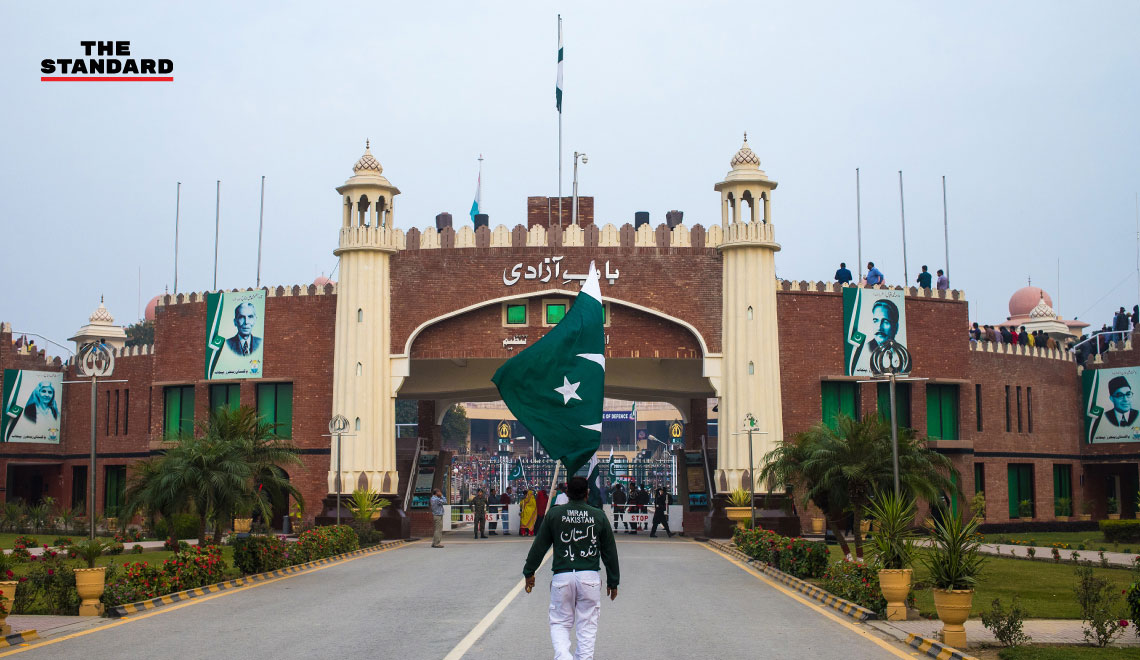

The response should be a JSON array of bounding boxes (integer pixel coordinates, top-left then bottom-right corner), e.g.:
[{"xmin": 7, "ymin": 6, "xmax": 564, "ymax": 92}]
[
  {"xmin": 878, "ymin": 618, "xmax": 1140, "ymax": 648},
  {"xmin": 975, "ymin": 542, "xmax": 1140, "ymax": 568},
  {"xmin": 6, "ymin": 531, "xmax": 918, "ymax": 659}
]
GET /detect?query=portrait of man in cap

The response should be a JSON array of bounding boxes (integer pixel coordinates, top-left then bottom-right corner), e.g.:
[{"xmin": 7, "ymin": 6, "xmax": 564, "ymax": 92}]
[{"xmin": 1104, "ymin": 375, "xmax": 1138, "ymax": 427}]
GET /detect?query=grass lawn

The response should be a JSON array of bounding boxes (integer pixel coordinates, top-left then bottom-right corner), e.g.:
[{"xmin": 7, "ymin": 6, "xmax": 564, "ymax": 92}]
[
  {"xmin": 816, "ymin": 543, "xmax": 1134, "ymax": 619},
  {"xmin": 979, "ymin": 531, "xmax": 1138, "ymax": 552}
]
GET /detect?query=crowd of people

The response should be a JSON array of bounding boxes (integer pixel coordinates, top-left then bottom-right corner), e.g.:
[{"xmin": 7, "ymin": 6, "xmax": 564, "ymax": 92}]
[
  {"xmin": 833, "ymin": 262, "xmax": 949, "ymax": 290},
  {"xmin": 457, "ymin": 481, "xmax": 674, "ymax": 540},
  {"xmin": 969, "ymin": 323, "xmax": 1059, "ymax": 350},
  {"xmin": 967, "ymin": 306, "xmax": 1140, "ymax": 367}
]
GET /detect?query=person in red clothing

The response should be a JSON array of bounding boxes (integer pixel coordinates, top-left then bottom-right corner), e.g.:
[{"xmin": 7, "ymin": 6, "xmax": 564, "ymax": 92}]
[
  {"xmin": 535, "ymin": 487, "xmax": 550, "ymax": 533},
  {"xmin": 1009, "ymin": 327, "xmax": 1019, "ymax": 345}
]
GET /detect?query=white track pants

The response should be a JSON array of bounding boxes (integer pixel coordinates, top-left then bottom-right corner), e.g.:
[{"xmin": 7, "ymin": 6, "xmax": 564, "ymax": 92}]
[{"xmin": 548, "ymin": 570, "xmax": 601, "ymax": 660}]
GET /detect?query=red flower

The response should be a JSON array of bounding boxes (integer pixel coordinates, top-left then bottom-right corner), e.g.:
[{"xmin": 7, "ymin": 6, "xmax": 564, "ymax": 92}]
[
  {"xmin": 1121, "ymin": 620, "xmax": 1130, "ymax": 628},
  {"xmin": 47, "ymin": 569, "xmax": 54, "ymax": 576}
]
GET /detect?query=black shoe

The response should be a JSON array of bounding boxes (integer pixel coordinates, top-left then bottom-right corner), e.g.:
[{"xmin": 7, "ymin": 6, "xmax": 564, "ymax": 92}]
[
  {"xmin": 667, "ymin": 532, "xmax": 673, "ymax": 538},
  {"xmin": 489, "ymin": 532, "xmax": 498, "ymax": 535},
  {"xmin": 650, "ymin": 534, "xmax": 657, "ymax": 538},
  {"xmin": 481, "ymin": 534, "xmax": 487, "ymax": 538}
]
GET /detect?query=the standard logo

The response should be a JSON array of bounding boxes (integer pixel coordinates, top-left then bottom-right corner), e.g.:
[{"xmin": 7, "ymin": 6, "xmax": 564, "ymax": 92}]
[{"xmin": 41, "ymin": 41, "xmax": 173, "ymax": 82}]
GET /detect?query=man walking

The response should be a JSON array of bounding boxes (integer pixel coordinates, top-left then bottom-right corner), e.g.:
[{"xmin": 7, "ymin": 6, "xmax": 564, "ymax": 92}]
[
  {"xmin": 649, "ymin": 487, "xmax": 673, "ymax": 538},
  {"xmin": 472, "ymin": 488, "xmax": 488, "ymax": 539},
  {"xmin": 430, "ymin": 488, "xmax": 446, "ymax": 548},
  {"xmin": 523, "ymin": 476, "xmax": 620, "ymax": 660}
]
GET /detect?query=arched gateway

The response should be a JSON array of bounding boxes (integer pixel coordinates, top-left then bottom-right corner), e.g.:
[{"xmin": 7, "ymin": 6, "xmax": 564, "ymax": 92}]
[{"xmin": 329, "ymin": 136, "xmax": 783, "ymax": 526}]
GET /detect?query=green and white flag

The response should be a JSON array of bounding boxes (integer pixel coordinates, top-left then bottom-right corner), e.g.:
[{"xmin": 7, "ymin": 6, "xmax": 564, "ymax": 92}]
[
  {"xmin": 555, "ymin": 16, "xmax": 563, "ymax": 113},
  {"xmin": 492, "ymin": 261, "xmax": 604, "ymax": 474},
  {"xmin": 508, "ymin": 456, "xmax": 525, "ymax": 481}
]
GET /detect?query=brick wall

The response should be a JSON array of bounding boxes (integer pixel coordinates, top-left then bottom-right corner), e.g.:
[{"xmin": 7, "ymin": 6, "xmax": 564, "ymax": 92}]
[{"xmin": 527, "ymin": 196, "xmax": 594, "ymax": 229}]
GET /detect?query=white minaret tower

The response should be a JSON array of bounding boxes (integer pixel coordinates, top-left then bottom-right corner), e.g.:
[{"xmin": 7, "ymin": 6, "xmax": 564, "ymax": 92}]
[
  {"xmin": 330, "ymin": 141, "xmax": 401, "ymax": 496},
  {"xmin": 714, "ymin": 134, "xmax": 784, "ymax": 492}
]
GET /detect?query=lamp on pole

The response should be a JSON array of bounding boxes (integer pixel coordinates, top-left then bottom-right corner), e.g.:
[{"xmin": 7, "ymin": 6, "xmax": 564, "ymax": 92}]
[
  {"xmin": 67, "ymin": 342, "xmax": 126, "ymax": 540},
  {"xmin": 739, "ymin": 413, "xmax": 768, "ymax": 530},
  {"xmin": 857, "ymin": 345, "xmax": 925, "ymax": 495},
  {"xmin": 324, "ymin": 415, "xmax": 353, "ymax": 526},
  {"xmin": 572, "ymin": 152, "xmax": 587, "ymax": 226}
]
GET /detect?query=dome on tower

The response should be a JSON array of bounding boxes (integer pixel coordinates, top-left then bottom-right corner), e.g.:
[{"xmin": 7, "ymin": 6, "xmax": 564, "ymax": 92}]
[
  {"xmin": 730, "ymin": 133, "xmax": 761, "ymax": 169},
  {"xmin": 1008, "ymin": 286, "xmax": 1053, "ymax": 319},
  {"xmin": 1029, "ymin": 294, "xmax": 1057, "ymax": 320},
  {"xmin": 353, "ymin": 140, "xmax": 383, "ymax": 174},
  {"xmin": 89, "ymin": 299, "xmax": 114, "ymax": 325}
]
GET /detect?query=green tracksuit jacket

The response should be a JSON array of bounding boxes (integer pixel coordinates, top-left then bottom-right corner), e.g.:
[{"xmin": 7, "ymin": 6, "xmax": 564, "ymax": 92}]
[{"xmin": 522, "ymin": 500, "xmax": 620, "ymax": 589}]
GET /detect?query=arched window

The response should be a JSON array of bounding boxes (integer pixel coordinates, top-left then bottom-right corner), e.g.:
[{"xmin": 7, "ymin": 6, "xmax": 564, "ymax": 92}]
[
  {"xmin": 748, "ymin": 361, "xmax": 755, "ymax": 375},
  {"xmin": 357, "ymin": 308, "xmax": 363, "ymax": 323},
  {"xmin": 726, "ymin": 192, "xmax": 736, "ymax": 224},
  {"xmin": 356, "ymin": 362, "xmax": 362, "ymax": 376},
  {"xmin": 747, "ymin": 306, "xmax": 754, "ymax": 320},
  {"xmin": 357, "ymin": 195, "xmax": 370, "ymax": 226},
  {"xmin": 355, "ymin": 417, "xmax": 361, "ymax": 431},
  {"xmin": 741, "ymin": 190, "xmax": 755, "ymax": 223}
]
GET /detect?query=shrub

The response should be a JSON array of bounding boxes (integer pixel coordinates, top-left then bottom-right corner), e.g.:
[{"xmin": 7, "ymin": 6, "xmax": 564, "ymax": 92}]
[
  {"xmin": 349, "ymin": 519, "xmax": 383, "ymax": 546},
  {"xmin": 12, "ymin": 550, "xmax": 77, "ymax": 615},
  {"xmin": 822, "ymin": 560, "xmax": 886, "ymax": 614},
  {"xmin": 1052, "ymin": 548, "xmax": 1061, "ymax": 562},
  {"xmin": 1073, "ymin": 562, "xmax": 1126, "ymax": 647},
  {"xmin": 981, "ymin": 597, "xmax": 1031, "ymax": 647},
  {"xmin": 1017, "ymin": 500, "xmax": 1033, "ymax": 519},
  {"xmin": 131, "ymin": 544, "xmax": 144, "ymax": 554},
  {"xmin": 232, "ymin": 535, "xmax": 290, "ymax": 575},
  {"xmin": 163, "ymin": 545, "xmax": 227, "ymax": 592},
  {"xmin": 1026, "ymin": 547, "xmax": 1036, "ymax": 559},
  {"xmin": 293, "ymin": 525, "xmax": 358, "ymax": 564},
  {"xmin": 13, "ymin": 535, "xmax": 38, "ymax": 549},
  {"xmin": 1127, "ymin": 580, "xmax": 1140, "ymax": 634},
  {"xmin": 1055, "ymin": 497, "xmax": 1072, "ymax": 517},
  {"xmin": 102, "ymin": 561, "xmax": 172, "ymax": 607},
  {"xmin": 1101, "ymin": 520, "xmax": 1140, "ymax": 543},
  {"xmin": 731, "ymin": 527, "xmax": 828, "ymax": 579},
  {"xmin": 105, "ymin": 541, "xmax": 125, "ymax": 555},
  {"xmin": 53, "ymin": 537, "xmax": 73, "ymax": 547}
]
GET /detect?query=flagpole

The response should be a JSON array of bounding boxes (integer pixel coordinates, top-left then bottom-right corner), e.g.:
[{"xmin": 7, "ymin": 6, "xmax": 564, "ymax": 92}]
[
  {"xmin": 942, "ymin": 175, "xmax": 950, "ymax": 286},
  {"xmin": 173, "ymin": 181, "xmax": 181, "ymax": 295},
  {"xmin": 556, "ymin": 14, "xmax": 563, "ymax": 233},
  {"xmin": 855, "ymin": 168, "xmax": 862, "ymax": 281},
  {"xmin": 256, "ymin": 175, "xmax": 265, "ymax": 288},
  {"xmin": 213, "ymin": 179, "xmax": 221, "ymax": 290},
  {"xmin": 898, "ymin": 170, "xmax": 908, "ymax": 286}
]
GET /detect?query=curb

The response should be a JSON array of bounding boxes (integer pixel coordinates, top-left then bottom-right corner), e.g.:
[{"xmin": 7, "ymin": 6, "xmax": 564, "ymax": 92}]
[
  {"xmin": 707, "ymin": 539, "xmax": 876, "ymax": 622},
  {"xmin": 109, "ymin": 539, "xmax": 408, "ymax": 617},
  {"xmin": 902, "ymin": 632, "xmax": 977, "ymax": 660},
  {"xmin": 0, "ymin": 630, "xmax": 38, "ymax": 648}
]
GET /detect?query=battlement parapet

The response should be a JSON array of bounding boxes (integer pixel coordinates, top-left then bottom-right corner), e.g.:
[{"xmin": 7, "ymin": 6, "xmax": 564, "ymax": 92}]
[{"xmin": 155, "ymin": 283, "xmax": 338, "ymax": 309}]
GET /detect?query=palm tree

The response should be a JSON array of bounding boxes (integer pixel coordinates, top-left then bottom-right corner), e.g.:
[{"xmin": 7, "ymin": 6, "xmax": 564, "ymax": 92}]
[
  {"xmin": 759, "ymin": 433, "xmax": 854, "ymax": 558},
  {"xmin": 763, "ymin": 413, "xmax": 959, "ymax": 559},
  {"xmin": 149, "ymin": 406, "xmax": 305, "ymax": 545},
  {"xmin": 122, "ymin": 457, "xmax": 187, "ymax": 547}
]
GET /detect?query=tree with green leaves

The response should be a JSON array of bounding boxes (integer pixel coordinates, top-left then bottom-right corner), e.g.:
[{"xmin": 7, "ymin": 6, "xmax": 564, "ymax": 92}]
[
  {"xmin": 138, "ymin": 406, "xmax": 305, "ymax": 545},
  {"xmin": 441, "ymin": 404, "xmax": 470, "ymax": 450},
  {"xmin": 762, "ymin": 413, "xmax": 958, "ymax": 558}
]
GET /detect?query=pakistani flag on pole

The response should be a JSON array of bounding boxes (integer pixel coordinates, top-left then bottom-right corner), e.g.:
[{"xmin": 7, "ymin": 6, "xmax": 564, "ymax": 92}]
[
  {"xmin": 492, "ymin": 261, "xmax": 604, "ymax": 475},
  {"xmin": 508, "ymin": 456, "xmax": 524, "ymax": 481},
  {"xmin": 555, "ymin": 16, "xmax": 563, "ymax": 113}
]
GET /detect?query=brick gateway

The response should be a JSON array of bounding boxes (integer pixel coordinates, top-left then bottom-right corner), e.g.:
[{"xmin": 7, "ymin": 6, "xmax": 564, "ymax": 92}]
[{"xmin": 2, "ymin": 139, "xmax": 1137, "ymax": 538}]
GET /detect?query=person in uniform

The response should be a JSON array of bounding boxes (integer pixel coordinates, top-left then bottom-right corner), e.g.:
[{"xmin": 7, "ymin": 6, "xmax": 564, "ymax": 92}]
[
  {"xmin": 523, "ymin": 476, "xmax": 620, "ymax": 660},
  {"xmin": 649, "ymin": 487, "xmax": 673, "ymax": 538},
  {"xmin": 471, "ymin": 488, "xmax": 488, "ymax": 539}
]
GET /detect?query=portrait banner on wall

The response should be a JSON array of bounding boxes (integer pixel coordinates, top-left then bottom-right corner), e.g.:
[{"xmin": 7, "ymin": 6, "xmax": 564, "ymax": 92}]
[
  {"xmin": 843, "ymin": 288, "xmax": 911, "ymax": 376},
  {"xmin": 1082, "ymin": 367, "xmax": 1140, "ymax": 443},
  {"xmin": 2, "ymin": 369, "xmax": 63, "ymax": 443},
  {"xmin": 205, "ymin": 290, "xmax": 266, "ymax": 380}
]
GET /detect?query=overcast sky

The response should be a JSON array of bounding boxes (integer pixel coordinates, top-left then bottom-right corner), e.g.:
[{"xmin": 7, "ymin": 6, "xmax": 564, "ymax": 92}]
[{"xmin": 2, "ymin": 2, "xmax": 1138, "ymax": 356}]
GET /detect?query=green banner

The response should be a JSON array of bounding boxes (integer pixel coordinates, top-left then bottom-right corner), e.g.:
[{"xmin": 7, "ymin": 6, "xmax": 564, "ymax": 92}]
[
  {"xmin": 842, "ymin": 287, "xmax": 910, "ymax": 376},
  {"xmin": 206, "ymin": 290, "xmax": 266, "ymax": 380},
  {"xmin": 1082, "ymin": 367, "xmax": 1140, "ymax": 443},
  {"xmin": 2, "ymin": 369, "xmax": 62, "ymax": 443}
]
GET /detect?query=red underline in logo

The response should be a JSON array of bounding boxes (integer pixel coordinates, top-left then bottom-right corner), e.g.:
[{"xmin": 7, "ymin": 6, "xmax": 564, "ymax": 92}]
[{"xmin": 40, "ymin": 76, "xmax": 174, "ymax": 82}]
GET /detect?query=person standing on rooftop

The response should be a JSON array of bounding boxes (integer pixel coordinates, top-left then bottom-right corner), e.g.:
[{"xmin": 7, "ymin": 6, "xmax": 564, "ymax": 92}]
[{"xmin": 865, "ymin": 262, "xmax": 884, "ymax": 286}]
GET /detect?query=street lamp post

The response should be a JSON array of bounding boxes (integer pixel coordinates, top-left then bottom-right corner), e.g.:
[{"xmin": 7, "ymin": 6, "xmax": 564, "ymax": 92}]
[
  {"xmin": 858, "ymin": 369, "xmax": 926, "ymax": 495},
  {"xmin": 67, "ymin": 342, "xmax": 126, "ymax": 541},
  {"xmin": 324, "ymin": 415, "xmax": 353, "ymax": 526},
  {"xmin": 572, "ymin": 152, "xmax": 587, "ymax": 226}
]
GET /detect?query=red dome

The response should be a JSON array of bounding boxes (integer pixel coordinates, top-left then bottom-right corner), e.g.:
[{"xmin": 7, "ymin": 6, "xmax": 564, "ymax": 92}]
[
  {"xmin": 1008, "ymin": 286, "xmax": 1052, "ymax": 318},
  {"xmin": 144, "ymin": 295, "xmax": 162, "ymax": 321},
  {"xmin": 313, "ymin": 276, "xmax": 335, "ymax": 287}
]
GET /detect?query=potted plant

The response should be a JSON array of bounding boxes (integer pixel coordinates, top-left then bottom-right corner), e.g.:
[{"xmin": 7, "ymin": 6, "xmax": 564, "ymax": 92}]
[
  {"xmin": 922, "ymin": 512, "xmax": 987, "ymax": 649},
  {"xmin": 1054, "ymin": 497, "xmax": 1071, "ymax": 522},
  {"xmin": 810, "ymin": 515, "xmax": 825, "ymax": 535},
  {"xmin": 232, "ymin": 504, "xmax": 253, "ymax": 535},
  {"xmin": 724, "ymin": 488, "xmax": 753, "ymax": 529},
  {"xmin": 866, "ymin": 489, "xmax": 917, "ymax": 621},
  {"xmin": 73, "ymin": 539, "xmax": 109, "ymax": 616},
  {"xmin": 1107, "ymin": 497, "xmax": 1120, "ymax": 520},
  {"xmin": 1017, "ymin": 499, "xmax": 1033, "ymax": 520},
  {"xmin": 1079, "ymin": 499, "xmax": 1093, "ymax": 522}
]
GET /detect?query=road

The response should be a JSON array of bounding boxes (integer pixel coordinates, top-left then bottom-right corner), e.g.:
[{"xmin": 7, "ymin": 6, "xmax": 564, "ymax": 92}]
[{"xmin": 8, "ymin": 532, "xmax": 915, "ymax": 659}]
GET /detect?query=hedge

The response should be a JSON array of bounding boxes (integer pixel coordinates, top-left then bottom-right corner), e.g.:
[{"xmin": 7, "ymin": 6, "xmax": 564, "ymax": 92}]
[
  {"xmin": 732, "ymin": 527, "xmax": 829, "ymax": 580},
  {"xmin": 232, "ymin": 525, "xmax": 360, "ymax": 576},
  {"xmin": 1100, "ymin": 519, "xmax": 1140, "ymax": 543}
]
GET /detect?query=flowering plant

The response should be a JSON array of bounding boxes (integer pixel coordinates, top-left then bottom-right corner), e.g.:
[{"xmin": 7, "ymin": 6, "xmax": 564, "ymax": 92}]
[{"xmin": 822, "ymin": 560, "xmax": 887, "ymax": 614}]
